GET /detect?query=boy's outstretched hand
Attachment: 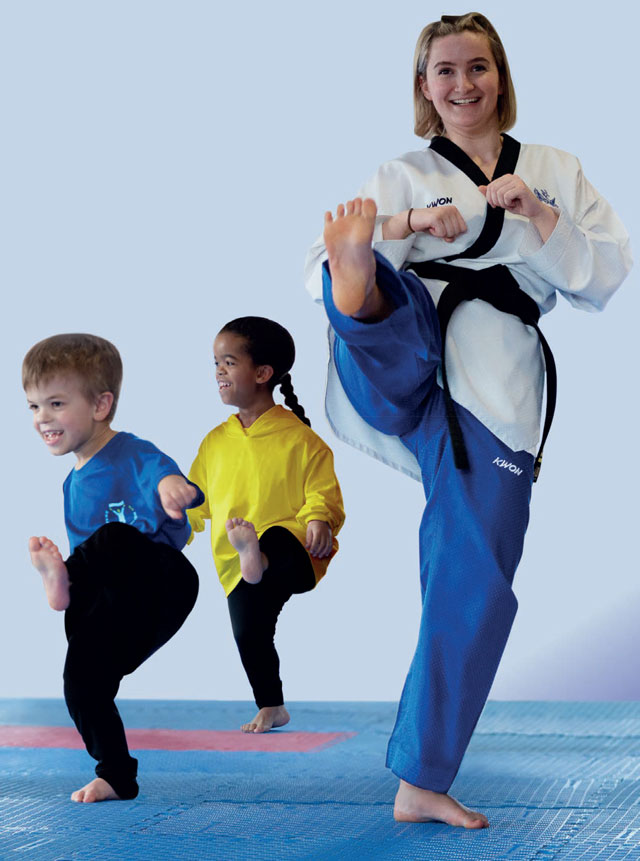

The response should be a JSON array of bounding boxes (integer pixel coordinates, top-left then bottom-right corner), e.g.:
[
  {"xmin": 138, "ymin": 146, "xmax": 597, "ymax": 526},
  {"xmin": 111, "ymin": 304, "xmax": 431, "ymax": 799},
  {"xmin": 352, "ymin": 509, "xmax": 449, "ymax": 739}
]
[
  {"xmin": 305, "ymin": 520, "xmax": 332, "ymax": 558},
  {"xmin": 158, "ymin": 474, "xmax": 198, "ymax": 519}
]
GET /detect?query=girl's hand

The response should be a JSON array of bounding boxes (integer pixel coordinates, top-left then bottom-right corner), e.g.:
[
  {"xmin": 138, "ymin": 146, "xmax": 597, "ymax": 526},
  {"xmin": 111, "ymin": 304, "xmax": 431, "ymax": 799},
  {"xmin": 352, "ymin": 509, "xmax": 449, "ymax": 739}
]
[
  {"xmin": 305, "ymin": 520, "xmax": 333, "ymax": 558},
  {"xmin": 479, "ymin": 175, "xmax": 559, "ymax": 241},
  {"xmin": 158, "ymin": 474, "xmax": 198, "ymax": 519},
  {"xmin": 382, "ymin": 205, "xmax": 467, "ymax": 242}
]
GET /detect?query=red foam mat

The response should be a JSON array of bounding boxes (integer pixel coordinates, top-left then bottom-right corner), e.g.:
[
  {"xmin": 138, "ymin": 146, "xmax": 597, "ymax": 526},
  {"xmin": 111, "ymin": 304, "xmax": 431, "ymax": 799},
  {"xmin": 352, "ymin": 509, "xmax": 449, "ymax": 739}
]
[{"xmin": 0, "ymin": 725, "xmax": 354, "ymax": 752}]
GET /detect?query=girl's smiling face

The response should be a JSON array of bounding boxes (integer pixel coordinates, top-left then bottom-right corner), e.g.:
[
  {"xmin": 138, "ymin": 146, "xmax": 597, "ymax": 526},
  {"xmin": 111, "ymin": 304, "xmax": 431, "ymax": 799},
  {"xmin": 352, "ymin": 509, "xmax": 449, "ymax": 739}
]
[
  {"xmin": 214, "ymin": 332, "xmax": 272, "ymax": 409},
  {"xmin": 420, "ymin": 32, "xmax": 502, "ymax": 139}
]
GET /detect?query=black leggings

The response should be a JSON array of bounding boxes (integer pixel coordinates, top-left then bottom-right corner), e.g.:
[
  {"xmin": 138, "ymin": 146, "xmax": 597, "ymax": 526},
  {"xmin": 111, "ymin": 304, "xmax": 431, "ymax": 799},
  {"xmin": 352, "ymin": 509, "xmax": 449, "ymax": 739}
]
[
  {"xmin": 227, "ymin": 526, "xmax": 315, "ymax": 709},
  {"xmin": 63, "ymin": 522, "xmax": 199, "ymax": 799}
]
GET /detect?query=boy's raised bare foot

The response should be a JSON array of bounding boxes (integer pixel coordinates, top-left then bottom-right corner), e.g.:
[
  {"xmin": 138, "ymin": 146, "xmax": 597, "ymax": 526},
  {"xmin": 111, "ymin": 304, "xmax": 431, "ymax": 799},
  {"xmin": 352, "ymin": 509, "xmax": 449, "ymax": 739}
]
[
  {"xmin": 225, "ymin": 518, "xmax": 266, "ymax": 584},
  {"xmin": 71, "ymin": 777, "xmax": 121, "ymax": 803},
  {"xmin": 394, "ymin": 779, "xmax": 489, "ymax": 829},
  {"xmin": 242, "ymin": 705, "xmax": 290, "ymax": 734},
  {"xmin": 28, "ymin": 536, "xmax": 70, "ymax": 611},
  {"xmin": 324, "ymin": 197, "xmax": 390, "ymax": 320}
]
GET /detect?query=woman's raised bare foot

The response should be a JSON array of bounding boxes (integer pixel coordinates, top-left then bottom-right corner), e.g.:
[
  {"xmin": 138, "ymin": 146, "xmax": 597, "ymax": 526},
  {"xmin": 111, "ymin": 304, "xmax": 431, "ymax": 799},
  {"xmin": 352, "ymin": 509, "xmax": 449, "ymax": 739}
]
[
  {"xmin": 394, "ymin": 779, "xmax": 489, "ymax": 829},
  {"xmin": 28, "ymin": 536, "xmax": 70, "ymax": 611},
  {"xmin": 71, "ymin": 777, "xmax": 121, "ymax": 803},
  {"xmin": 225, "ymin": 518, "xmax": 266, "ymax": 584},
  {"xmin": 242, "ymin": 705, "xmax": 290, "ymax": 734},
  {"xmin": 324, "ymin": 197, "xmax": 389, "ymax": 319}
]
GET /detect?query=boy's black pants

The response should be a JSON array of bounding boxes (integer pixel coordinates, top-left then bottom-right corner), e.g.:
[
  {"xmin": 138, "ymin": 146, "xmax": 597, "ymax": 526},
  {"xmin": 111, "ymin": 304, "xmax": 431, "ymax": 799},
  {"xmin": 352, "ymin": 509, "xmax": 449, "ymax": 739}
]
[
  {"xmin": 63, "ymin": 522, "xmax": 199, "ymax": 799},
  {"xmin": 227, "ymin": 526, "xmax": 315, "ymax": 709}
]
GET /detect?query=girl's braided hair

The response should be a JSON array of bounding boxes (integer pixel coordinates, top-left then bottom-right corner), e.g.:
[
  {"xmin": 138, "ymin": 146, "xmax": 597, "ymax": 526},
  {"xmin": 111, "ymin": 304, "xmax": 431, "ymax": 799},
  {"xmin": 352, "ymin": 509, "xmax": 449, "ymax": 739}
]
[{"xmin": 219, "ymin": 316, "xmax": 311, "ymax": 427}]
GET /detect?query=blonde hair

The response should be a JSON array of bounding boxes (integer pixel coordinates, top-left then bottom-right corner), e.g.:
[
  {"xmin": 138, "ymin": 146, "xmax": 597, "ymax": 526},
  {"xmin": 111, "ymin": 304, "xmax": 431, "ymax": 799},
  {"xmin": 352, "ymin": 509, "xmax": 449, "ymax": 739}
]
[
  {"xmin": 413, "ymin": 12, "xmax": 516, "ymax": 139},
  {"xmin": 22, "ymin": 333, "xmax": 123, "ymax": 421}
]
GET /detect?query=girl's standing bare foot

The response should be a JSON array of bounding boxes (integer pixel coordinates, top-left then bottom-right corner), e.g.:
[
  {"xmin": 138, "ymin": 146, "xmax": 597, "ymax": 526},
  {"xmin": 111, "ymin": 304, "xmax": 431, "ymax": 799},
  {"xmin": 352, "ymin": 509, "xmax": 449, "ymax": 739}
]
[
  {"xmin": 242, "ymin": 705, "xmax": 290, "ymax": 734},
  {"xmin": 394, "ymin": 779, "xmax": 489, "ymax": 829},
  {"xmin": 324, "ymin": 197, "xmax": 390, "ymax": 320},
  {"xmin": 225, "ymin": 518, "xmax": 266, "ymax": 584},
  {"xmin": 28, "ymin": 536, "xmax": 70, "ymax": 611},
  {"xmin": 71, "ymin": 777, "xmax": 121, "ymax": 803}
]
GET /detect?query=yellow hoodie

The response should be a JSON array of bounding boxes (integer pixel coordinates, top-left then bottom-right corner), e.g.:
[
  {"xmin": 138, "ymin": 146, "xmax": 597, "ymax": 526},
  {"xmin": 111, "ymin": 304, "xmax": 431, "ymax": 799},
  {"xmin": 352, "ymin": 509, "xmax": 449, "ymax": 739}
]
[{"xmin": 188, "ymin": 405, "xmax": 345, "ymax": 596}]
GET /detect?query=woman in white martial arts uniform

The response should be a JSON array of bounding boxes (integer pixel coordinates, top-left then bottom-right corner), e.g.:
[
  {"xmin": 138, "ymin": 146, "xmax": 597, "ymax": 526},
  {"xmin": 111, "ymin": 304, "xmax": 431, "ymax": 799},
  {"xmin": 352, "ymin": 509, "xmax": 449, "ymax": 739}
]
[{"xmin": 305, "ymin": 12, "xmax": 631, "ymax": 829}]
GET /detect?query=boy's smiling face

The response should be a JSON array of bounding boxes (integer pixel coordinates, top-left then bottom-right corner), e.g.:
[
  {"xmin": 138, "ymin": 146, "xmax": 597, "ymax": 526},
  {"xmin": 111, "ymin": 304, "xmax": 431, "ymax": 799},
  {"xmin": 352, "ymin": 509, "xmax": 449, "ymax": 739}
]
[{"xmin": 25, "ymin": 374, "xmax": 114, "ymax": 466}]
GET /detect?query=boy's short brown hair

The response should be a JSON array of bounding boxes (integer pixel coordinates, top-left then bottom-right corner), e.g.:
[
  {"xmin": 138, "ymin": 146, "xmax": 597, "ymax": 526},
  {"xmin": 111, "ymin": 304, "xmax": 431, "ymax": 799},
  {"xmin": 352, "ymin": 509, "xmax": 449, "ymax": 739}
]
[{"xmin": 22, "ymin": 333, "xmax": 123, "ymax": 421}]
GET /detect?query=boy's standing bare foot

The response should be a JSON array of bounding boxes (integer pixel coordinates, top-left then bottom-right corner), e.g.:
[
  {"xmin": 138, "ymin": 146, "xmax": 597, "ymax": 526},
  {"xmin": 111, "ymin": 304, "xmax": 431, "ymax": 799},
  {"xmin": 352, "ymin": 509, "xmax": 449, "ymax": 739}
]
[
  {"xmin": 394, "ymin": 779, "xmax": 489, "ymax": 829},
  {"xmin": 71, "ymin": 777, "xmax": 121, "ymax": 803},
  {"xmin": 241, "ymin": 705, "xmax": 290, "ymax": 734},
  {"xmin": 225, "ymin": 518, "xmax": 266, "ymax": 584},
  {"xmin": 28, "ymin": 536, "xmax": 70, "ymax": 611},
  {"xmin": 324, "ymin": 197, "xmax": 391, "ymax": 320}
]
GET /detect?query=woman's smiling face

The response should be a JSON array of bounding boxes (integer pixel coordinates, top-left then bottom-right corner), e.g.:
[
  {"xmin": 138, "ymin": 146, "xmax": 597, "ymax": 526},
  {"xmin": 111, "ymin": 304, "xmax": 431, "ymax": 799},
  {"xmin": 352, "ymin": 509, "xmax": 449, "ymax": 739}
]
[{"xmin": 420, "ymin": 32, "xmax": 502, "ymax": 139}]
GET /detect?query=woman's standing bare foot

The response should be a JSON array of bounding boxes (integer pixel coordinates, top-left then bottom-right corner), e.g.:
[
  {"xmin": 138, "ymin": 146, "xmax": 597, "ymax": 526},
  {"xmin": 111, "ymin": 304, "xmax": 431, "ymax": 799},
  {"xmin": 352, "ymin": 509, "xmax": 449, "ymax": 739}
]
[
  {"xmin": 242, "ymin": 705, "xmax": 290, "ymax": 734},
  {"xmin": 28, "ymin": 536, "xmax": 70, "ymax": 611},
  {"xmin": 225, "ymin": 518, "xmax": 266, "ymax": 584},
  {"xmin": 394, "ymin": 779, "xmax": 489, "ymax": 829},
  {"xmin": 71, "ymin": 777, "xmax": 121, "ymax": 803},
  {"xmin": 324, "ymin": 197, "xmax": 390, "ymax": 320}
]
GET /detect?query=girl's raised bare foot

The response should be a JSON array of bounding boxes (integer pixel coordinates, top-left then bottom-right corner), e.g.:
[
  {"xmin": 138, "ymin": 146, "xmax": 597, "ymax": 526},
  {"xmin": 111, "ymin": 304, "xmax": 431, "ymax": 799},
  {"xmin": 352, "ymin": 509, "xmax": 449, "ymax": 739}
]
[
  {"xmin": 71, "ymin": 777, "xmax": 121, "ymax": 803},
  {"xmin": 324, "ymin": 197, "xmax": 389, "ymax": 319},
  {"xmin": 242, "ymin": 705, "xmax": 290, "ymax": 734},
  {"xmin": 225, "ymin": 518, "xmax": 266, "ymax": 584},
  {"xmin": 394, "ymin": 779, "xmax": 489, "ymax": 829},
  {"xmin": 28, "ymin": 536, "xmax": 70, "ymax": 611}
]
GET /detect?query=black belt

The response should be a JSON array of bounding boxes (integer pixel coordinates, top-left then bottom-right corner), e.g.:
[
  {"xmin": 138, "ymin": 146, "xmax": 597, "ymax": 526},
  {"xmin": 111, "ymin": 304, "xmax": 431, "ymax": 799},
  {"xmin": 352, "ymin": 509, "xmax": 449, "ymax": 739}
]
[{"xmin": 407, "ymin": 260, "xmax": 556, "ymax": 481}]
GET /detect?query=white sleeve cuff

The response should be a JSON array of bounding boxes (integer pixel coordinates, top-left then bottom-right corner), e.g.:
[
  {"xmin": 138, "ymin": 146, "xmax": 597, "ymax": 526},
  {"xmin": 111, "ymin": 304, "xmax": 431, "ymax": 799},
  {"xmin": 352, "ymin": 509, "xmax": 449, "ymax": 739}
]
[
  {"xmin": 519, "ymin": 208, "xmax": 573, "ymax": 275},
  {"xmin": 372, "ymin": 221, "xmax": 415, "ymax": 270}
]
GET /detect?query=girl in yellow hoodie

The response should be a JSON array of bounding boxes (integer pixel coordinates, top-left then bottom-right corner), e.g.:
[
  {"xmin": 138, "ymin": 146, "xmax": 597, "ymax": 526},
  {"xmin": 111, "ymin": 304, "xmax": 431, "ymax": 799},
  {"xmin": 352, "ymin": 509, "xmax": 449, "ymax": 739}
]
[{"xmin": 188, "ymin": 317, "xmax": 345, "ymax": 733}]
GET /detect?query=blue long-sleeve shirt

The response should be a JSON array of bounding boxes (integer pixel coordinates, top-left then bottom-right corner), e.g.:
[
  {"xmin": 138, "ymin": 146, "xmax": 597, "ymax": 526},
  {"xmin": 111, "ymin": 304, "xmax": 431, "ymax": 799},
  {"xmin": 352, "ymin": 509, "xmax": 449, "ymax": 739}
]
[{"xmin": 63, "ymin": 431, "xmax": 204, "ymax": 553}]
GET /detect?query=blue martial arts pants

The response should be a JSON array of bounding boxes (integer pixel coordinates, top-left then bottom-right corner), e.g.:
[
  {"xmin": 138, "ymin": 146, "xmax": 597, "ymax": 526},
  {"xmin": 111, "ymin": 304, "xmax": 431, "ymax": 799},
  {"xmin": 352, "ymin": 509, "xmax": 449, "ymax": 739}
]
[{"xmin": 323, "ymin": 252, "xmax": 534, "ymax": 792}]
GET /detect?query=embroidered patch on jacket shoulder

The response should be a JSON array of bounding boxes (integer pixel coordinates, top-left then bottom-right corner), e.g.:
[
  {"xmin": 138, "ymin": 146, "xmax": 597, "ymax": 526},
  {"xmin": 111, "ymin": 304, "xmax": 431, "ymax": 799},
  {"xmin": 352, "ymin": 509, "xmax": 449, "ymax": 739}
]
[{"xmin": 533, "ymin": 188, "xmax": 557, "ymax": 207}]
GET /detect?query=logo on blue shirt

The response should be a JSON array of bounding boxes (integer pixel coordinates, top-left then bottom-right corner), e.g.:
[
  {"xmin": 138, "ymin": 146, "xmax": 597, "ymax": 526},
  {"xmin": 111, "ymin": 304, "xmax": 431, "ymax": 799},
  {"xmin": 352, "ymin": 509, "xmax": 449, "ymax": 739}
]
[{"xmin": 105, "ymin": 500, "xmax": 138, "ymax": 525}]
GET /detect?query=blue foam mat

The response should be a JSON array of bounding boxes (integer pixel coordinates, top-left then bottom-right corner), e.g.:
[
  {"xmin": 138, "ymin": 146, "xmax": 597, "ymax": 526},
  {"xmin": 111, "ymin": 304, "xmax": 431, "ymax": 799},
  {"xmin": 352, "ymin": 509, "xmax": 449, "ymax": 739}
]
[{"xmin": 1, "ymin": 700, "xmax": 640, "ymax": 860}]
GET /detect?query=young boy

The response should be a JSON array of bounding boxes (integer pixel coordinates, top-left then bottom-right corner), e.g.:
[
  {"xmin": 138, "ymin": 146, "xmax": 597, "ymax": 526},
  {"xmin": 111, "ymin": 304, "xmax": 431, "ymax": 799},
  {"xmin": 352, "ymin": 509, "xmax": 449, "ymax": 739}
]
[{"xmin": 23, "ymin": 333, "xmax": 203, "ymax": 803}]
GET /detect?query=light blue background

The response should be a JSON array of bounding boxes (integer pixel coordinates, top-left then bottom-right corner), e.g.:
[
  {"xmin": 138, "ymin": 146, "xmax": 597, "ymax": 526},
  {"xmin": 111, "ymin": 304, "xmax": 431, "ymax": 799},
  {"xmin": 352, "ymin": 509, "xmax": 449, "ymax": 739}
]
[{"xmin": 3, "ymin": 0, "xmax": 638, "ymax": 702}]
